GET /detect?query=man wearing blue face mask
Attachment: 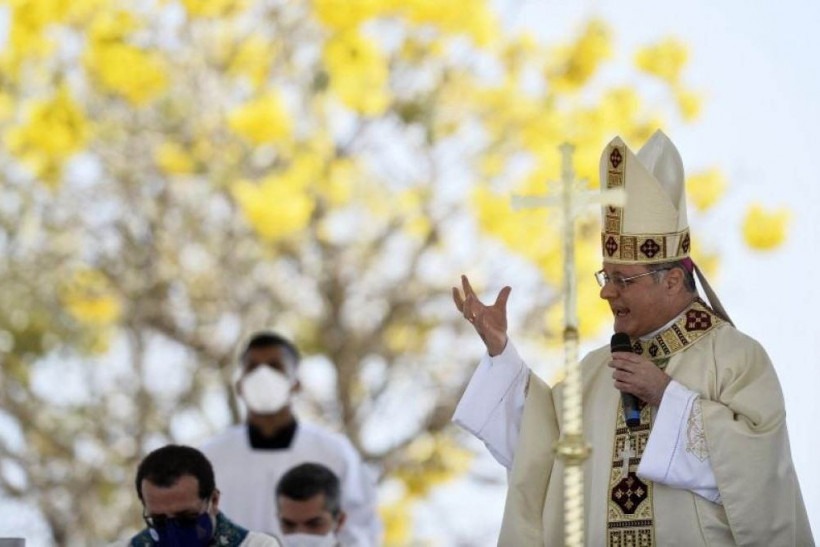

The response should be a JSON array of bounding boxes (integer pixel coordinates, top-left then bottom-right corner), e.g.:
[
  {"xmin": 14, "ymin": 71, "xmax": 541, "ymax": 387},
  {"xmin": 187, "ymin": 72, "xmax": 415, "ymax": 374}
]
[
  {"xmin": 129, "ymin": 444, "xmax": 281, "ymax": 546},
  {"xmin": 201, "ymin": 332, "xmax": 380, "ymax": 546}
]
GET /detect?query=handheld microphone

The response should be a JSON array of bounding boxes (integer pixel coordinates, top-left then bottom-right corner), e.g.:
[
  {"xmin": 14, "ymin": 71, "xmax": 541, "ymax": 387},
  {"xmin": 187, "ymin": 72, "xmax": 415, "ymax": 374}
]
[{"xmin": 611, "ymin": 332, "xmax": 641, "ymax": 428}]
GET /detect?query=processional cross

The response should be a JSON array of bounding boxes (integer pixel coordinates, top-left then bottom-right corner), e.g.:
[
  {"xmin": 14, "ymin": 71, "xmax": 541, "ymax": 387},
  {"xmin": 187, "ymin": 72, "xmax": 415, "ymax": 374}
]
[{"xmin": 511, "ymin": 143, "xmax": 625, "ymax": 547}]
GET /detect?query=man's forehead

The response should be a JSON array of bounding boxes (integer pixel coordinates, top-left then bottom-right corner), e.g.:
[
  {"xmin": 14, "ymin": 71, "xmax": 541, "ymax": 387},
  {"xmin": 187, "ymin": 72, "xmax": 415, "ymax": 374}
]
[
  {"xmin": 278, "ymin": 492, "xmax": 327, "ymax": 512},
  {"xmin": 245, "ymin": 345, "xmax": 294, "ymax": 364},
  {"xmin": 602, "ymin": 262, "xmax": 647, "ymax": 274},
  {"xmin": 141, "ymin": 474, "xmax": 201, "ymax": 509}
]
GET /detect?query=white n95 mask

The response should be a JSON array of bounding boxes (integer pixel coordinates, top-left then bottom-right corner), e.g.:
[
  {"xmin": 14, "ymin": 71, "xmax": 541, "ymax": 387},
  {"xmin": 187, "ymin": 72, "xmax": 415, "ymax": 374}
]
[
  {"xmin": 282, "ymin": 533, "xmax": 337, "ymax": 547},
  {"xmin": 238, "ymin": 365, "xmax": 293, "ymax": 414}
]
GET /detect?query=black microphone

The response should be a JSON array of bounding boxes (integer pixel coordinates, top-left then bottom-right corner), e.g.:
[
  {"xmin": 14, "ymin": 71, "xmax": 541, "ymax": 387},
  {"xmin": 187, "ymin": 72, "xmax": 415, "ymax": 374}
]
[{"xmin": 611, "ymin": 332, "xmax": 641, "ymax": 428}]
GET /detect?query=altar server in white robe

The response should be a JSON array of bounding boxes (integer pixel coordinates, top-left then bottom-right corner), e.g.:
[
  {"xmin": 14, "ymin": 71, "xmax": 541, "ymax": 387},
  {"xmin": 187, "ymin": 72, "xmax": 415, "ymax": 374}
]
[
  {"xmin": 201, "ymin": 331, "xmax": 381, "ymax": 546},
  {"xmin": 452, "ymin": 131, "xmax": 813, "ymax": 546}
]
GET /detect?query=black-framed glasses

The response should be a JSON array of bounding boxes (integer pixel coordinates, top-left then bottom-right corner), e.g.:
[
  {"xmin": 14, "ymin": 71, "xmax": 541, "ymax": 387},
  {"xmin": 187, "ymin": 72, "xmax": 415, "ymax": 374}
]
[
  {"xmin": 594, "ymin": 268, "xmax": 671, "ymax": 290},
  {"xmin": 143, "ymin": 498, "xmax": 209, "ymax": 530}
]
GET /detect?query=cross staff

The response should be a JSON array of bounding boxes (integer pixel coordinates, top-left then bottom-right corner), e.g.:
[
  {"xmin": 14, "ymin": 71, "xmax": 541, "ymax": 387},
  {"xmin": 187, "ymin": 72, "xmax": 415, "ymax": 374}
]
[{"xmin": 511, "ymin": 143, "xmax": 625, "ymax": 547}]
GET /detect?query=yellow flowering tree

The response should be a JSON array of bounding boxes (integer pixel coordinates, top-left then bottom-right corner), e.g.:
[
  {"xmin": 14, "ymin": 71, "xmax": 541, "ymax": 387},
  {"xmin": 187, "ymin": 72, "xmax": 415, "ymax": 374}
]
[{"xmin": 0, "ymin": 0, "xmax": 784, "ymax": 544}]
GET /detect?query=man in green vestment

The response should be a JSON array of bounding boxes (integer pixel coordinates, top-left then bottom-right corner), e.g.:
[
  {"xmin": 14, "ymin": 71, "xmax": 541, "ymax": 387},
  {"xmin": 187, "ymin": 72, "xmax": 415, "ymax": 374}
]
[
  {"xmin": 452, "ymin": 131, "xmax": 814, "ymax": 546},
  {"xmin": 129, "ymin": 444, "xmax": 281, "ymax": 547}
]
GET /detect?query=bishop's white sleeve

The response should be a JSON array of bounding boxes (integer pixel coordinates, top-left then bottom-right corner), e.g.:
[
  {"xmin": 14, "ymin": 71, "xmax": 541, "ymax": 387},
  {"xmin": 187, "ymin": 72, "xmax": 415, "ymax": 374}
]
[
  {"xmin": 638, "ymin": 380, "xmax": 721, "ymax": 503},
  {"xmin": 452, "ymin": 341, "xmax": 529, "ymax": 469}
]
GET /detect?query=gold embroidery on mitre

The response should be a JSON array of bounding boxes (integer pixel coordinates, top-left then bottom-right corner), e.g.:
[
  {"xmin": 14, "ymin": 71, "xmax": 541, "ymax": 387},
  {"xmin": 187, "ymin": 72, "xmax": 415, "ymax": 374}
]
[
  {"xmin": 600, "ymin": 139, "xmax": 692, "ymax": 265},
  {"xmin": 606, "ymin": 144, "xmax": 626, "ymax": 236},
  {"xmin": 601, "ymin": 229, "xmax": 691, "ymax": 263}
]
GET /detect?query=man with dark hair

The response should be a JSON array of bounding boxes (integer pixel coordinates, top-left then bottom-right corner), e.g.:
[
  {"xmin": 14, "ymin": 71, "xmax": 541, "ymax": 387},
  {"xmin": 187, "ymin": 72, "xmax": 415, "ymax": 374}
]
[
  {"xmin": 275, "ymin": 463, "xmax": 346, "ymax": 547},
  {"xmin": 129, "ymin": 444, "xmax": 280, "ymax": 546},
  {"xmin": 201, "ymin": 331, "xmax": 380, "ymax": 546}
]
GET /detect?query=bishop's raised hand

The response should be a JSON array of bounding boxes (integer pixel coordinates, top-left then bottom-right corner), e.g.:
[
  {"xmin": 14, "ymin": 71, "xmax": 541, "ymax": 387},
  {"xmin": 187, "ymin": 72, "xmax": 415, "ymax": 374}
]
[{"xmin": 452, "ymin": 274, "xmax": 511, "ymax": 356}]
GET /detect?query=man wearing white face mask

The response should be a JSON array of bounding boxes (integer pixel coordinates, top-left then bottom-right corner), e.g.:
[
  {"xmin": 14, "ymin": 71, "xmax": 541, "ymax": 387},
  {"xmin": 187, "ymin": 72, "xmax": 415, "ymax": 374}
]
[
  {"xmin": 200, "ymin": 332, "xmax": 380, "ymax": 547},
  {"xmin": 276, "ymin": 463, "xmax": 346, "ymax": 547}
]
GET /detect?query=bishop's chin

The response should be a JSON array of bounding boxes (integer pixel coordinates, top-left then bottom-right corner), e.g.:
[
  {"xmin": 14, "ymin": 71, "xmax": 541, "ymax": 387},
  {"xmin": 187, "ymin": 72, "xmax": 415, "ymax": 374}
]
[{"xmin": 612, "ymin": 309, "xmax": 631, "ymax": 333}]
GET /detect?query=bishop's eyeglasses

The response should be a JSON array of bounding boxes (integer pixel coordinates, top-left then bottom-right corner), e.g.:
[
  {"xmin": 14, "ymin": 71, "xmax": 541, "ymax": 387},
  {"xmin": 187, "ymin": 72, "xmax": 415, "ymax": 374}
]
[{"xmin": 594, "ymin": 268, "xmax": 671, "ymax": 290}]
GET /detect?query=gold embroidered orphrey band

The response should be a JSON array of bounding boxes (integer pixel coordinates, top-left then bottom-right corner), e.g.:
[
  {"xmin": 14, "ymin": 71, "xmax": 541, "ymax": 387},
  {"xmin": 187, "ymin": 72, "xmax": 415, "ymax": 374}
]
[
  {"xmin": 608, "ymin": 394, "xmax": 656, "ymax": 547},
  {"xmin": 631, "ymin": 299, "xmax": 725, "ymax": 359},
  {"xmin": 602, "ymin": 143, "xmax": 691, "ymax": 264},
  {"xmin": 606, "ymin": 299, "xmax": 725, "ymax": 546}
]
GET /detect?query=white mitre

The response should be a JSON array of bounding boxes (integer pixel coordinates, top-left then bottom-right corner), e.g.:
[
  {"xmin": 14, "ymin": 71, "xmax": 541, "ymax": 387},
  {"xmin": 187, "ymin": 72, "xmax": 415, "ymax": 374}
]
[{"xmin": 599, "ymin": 130, "xmax": 732, "ymax": 324}]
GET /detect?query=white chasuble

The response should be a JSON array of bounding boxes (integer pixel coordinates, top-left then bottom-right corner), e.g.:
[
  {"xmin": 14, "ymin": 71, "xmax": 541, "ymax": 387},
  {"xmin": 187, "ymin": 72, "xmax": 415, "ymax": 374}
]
[{"xmin": 497, "ymin": 300, "xmax": 813, "ymax": 546}]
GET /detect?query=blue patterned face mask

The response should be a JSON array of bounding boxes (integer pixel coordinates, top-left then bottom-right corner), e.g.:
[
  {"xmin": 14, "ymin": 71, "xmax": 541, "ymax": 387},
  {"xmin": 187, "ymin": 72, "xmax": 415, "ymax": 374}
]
[{"xmin": 148, "ymin": 510, "xmax": 214, "ymax": 546}]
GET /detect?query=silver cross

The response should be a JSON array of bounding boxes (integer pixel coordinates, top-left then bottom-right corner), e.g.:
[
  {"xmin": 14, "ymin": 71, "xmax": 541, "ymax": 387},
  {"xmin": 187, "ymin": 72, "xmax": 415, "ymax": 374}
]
[{"xmin": 619, "ymin": 438, "xmax": 636, "ymax": 480}]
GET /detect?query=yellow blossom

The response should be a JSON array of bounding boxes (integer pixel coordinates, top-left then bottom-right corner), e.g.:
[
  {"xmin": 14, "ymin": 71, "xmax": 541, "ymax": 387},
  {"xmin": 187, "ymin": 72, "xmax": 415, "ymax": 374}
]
[
  {"xmin": 519, "ymin": 108, "xmax": 564, "ymax": 155},
  {"xmin": 155, "ymin": 142, "xmax": 196, "ymax": 175},
  {"xmin": 635, "ymin": 38, "xmax": 689, "ymax": 84},
  {"xmin": 686, "ymin": 169, "xmax": 726, "ymax": 212},
  {"xmin": 228, "ymin": 92, "xmax": 292, "ymax": 145},
  {"xmin": 547, "ymin": 19, "xmax": 612, "ymax": 92},
  {"xmin": 322, "ymin": 31, "xmax": 390, "ymax": 115},
  {"xmin": 473, "ymin": 185, "xmax": 561, "ymax": 268},
  {"xmin": 379, "ymin": 497, "xmax": 412, "ymax": 546},
  {"xmin": 85, "ymin": 43, "xmax": 168, "ymax": 105},
  {"xmin": 476, "ymin": 83, "xmax": 562, "ymax": 153},
  {"xmin": 311, "ymin": 0, "xmax": 390, "ymax": 30},
  {"xmin": 401, "ymin": 0, "xmax": 498, "ymax": 46},
  {"xmin": 83, "ymin": 10, "xmax": 166, "ymax": 105},
  {"xmin": 398, "ymin": 35, "xmax": 444, "ymax": 63},
  {"xmin": 286, "ymin": 151, "xmax": 324, "ymax": 188},
  {"xmin": 383, "ymin": 322, "xmax": 431, "ymax": 353},
  {"xmin": 547, "ymin": 284, "xmax": 612, "ymax": 342},
  {"xmin": 61, "ymin": 269, "xmax": 122, "ymax": 326},
  {"xmin": 406, "ymin": 216, "xmax": 431, "ymax": 239},
  {"xmin": 473, "ymin": 187, "xmax": 536, "ymax": 246},
  {"xmin": 569, "ymin": 138, "xmax": 608, "ymax": 186},
  {"xmin": 66, "ymin": 0, "xmax": 112, "ymax": 24},
  {"xmin": 599, "ymin": 88, "xmax": 641, "ymax": 127},
  {"xmin": 742, "ymin": 204, "xmax": 790, "ymax": 250},
  {"xmin": 232, "ymin": 174, "xmax": 314, "ymax": 241},
  {"xmin": 394, "ymin": 434, "xmax": 474, "ymax": 498},
  {"xmin": 501, "ymin": 33, "xmax": 540, "ymax": 75},
  {"xmin": 85, "ymin": 8, "xmax": 139, "ymax": 43},
  {"xmin": 537, "ymin": 217, "xmax": 611, "ymax": 337},
  {"xmin": 480, "ymin": 153, "xmax": 505, "ymax": 178},
  {"xmin": 4, "ymin": 0, "xmax": 74, "ymax": 60},
  {"xmin": 321, "ymin": 158, "xmax": 356, "ymax": 205},
  {"xmin": 190, "ymin": 138, "xmax": 214, "ymax": 165},
  {"xmin": 437, "ymin": 77, "xmax": 478, "ymax": 115},
  {"xmin": 182, "ymin": 0, "xmax": 245, "ymax": 18},
  {"xmin": 4, "ymin": 86, "xmax": 90, "ymax": 185},
  {"xmin": 228, "ymin": 34, "xmax": 275, "ymax": 89},
  {"xmin": 475, "ymin": 176, "xmax": 614, "ymax": 340},
  {"xmin": 676, "ymin": 87, "xmax": 702, "ymax": 121}
]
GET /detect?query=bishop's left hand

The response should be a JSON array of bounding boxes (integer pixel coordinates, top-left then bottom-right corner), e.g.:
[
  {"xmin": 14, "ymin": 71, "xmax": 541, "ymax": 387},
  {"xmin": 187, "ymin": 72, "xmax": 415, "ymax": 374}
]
[{"xmin": 609, "ymin": 352, "xmax": 672, "ymax": 407}]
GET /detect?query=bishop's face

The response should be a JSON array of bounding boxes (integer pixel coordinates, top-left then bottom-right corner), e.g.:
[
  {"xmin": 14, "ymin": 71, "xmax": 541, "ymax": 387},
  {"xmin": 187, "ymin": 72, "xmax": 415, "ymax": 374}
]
[{"xmin": 598, "ymin": 262, "xmax": 674, "ymax": 338}]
